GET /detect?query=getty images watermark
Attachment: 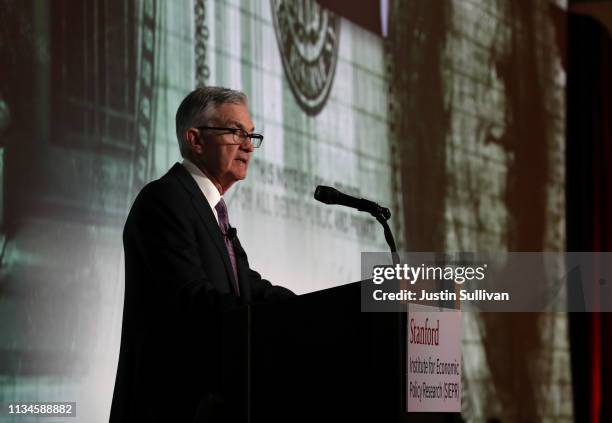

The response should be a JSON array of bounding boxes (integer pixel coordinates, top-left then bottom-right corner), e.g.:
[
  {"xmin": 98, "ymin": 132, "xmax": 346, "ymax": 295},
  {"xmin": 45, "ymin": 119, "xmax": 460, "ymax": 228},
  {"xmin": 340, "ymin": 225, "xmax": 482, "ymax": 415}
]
[{"xmin": 360, "ymin": 252, "xmax": 612, "ymax": 312}]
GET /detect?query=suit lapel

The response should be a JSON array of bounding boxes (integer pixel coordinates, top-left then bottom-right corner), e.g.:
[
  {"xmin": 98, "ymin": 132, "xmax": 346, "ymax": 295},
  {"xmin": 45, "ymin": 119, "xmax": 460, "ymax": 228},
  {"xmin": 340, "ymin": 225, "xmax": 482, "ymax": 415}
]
[{"xmin": 169, "ymin": 163, "xmax": 241, "ymax": 297}]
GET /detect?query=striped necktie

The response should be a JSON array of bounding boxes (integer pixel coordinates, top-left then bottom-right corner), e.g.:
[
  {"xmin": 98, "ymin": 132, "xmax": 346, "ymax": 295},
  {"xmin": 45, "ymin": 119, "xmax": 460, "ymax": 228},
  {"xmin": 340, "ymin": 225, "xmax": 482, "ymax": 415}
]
[{"xmin": 215, "ymin": 198, "xmax": 240, "ymax": 296}]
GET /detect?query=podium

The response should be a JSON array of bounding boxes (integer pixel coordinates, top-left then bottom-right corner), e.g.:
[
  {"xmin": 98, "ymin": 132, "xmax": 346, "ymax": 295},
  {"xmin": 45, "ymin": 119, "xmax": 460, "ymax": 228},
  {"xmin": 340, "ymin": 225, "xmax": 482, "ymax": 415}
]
[{"xmin": 222, "ymin": 281, "xmax": 460, "ymax": 422}]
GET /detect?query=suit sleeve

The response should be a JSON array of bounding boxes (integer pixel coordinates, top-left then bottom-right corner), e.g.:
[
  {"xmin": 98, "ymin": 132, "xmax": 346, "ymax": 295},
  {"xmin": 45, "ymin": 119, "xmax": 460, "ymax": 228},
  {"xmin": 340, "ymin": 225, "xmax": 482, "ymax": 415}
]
[
  {"xmin": 125, "ymin": 186, "xmax": 239, "ymax": 315},
  {"xmin": 230, "ymin": 234, "xmax": 296, "ymax": 303},
  {"xmin": 248, "ymin": 268, "xmax": 296, "ymax": 302}
]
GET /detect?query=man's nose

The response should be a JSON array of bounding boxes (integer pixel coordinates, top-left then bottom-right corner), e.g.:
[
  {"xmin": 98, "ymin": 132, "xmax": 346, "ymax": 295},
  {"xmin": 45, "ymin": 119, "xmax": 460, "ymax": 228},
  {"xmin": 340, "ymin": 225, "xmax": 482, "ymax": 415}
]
[{"xmin": 241, "ymin": 139, "xmax": 255, "ymax": 152}]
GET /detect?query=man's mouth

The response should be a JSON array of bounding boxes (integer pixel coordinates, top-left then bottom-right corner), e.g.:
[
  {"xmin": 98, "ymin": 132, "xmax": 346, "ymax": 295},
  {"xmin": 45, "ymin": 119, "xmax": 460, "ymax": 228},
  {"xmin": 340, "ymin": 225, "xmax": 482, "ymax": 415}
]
[{"xmin": 235, "ymin": 157, "xmax": 249, "ymax": 164}]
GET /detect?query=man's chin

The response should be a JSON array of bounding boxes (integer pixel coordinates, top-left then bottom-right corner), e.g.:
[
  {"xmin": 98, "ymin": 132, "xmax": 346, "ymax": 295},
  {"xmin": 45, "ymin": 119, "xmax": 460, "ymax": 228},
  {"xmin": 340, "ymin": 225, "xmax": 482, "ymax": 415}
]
[
  {"xmin": 226, "ymin": 173, "xmax": 247, "ymax": 185},
  {"xmin": 232, "ymin": 163, "xmax": 248, "ymax": 180}
]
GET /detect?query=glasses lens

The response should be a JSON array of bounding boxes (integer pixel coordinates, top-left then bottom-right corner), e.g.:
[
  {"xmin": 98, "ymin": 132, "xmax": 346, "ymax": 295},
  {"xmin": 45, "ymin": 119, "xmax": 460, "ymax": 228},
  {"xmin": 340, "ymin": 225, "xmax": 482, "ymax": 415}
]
[{"xmin": 232, "ymin": 129, "xmax": 248, "ymax": 144}]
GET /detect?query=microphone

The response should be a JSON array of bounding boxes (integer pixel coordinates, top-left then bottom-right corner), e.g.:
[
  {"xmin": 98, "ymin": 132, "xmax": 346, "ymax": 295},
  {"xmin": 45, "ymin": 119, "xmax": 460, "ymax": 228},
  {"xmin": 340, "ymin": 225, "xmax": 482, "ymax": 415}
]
[
  {"xmin": 314, "ymin": 186, "xmax": 391, "ymax": 220},
  {"xmin": 226, "ymin": 226, "xmax": 246, "ymax": 257},
  {"xmin": 227, "ymin": 227, "xmax": 237, "ymax": 241}
]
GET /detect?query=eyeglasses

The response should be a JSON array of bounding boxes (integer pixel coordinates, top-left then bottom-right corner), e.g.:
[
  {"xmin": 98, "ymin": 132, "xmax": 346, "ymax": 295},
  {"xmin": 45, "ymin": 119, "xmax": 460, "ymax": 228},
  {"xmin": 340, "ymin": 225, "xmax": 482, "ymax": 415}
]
[{"xmin": 197, "ymin": 126, "xmax": 264, "ymax": 148}]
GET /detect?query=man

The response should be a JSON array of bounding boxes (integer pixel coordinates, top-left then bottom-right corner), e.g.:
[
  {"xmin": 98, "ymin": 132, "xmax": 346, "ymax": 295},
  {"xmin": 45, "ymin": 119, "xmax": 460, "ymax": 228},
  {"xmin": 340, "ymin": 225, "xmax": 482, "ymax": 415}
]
[{"xmin": 110, "ymin": 87, "xmax": 294, "ymax": 423}]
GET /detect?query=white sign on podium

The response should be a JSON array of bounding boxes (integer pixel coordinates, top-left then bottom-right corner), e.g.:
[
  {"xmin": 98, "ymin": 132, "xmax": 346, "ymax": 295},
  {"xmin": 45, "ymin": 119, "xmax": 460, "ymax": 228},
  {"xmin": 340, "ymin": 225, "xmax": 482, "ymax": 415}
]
[{"xmin": 406, "ymin": 304, "xmax": 462, "ymax": 413}]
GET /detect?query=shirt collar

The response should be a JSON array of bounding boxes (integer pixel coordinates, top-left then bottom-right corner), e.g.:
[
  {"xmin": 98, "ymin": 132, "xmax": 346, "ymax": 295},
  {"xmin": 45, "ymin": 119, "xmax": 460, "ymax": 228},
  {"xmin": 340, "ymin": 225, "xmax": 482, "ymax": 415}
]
[{"xmin": 181, "ymin": 158, "xmax": 222, "ymax": 213}]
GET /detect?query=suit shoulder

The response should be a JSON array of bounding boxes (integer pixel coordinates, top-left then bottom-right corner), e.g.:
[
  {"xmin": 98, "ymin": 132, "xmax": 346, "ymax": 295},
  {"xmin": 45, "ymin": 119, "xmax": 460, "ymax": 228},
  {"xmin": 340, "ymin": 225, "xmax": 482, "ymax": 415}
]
[
  {"xmin": 136, "ymin": 171, "xmax": 189, "ymax": 205},
  {"xmin": 127, "ymin": 171, "xmax": 192, "ymax": 225}
]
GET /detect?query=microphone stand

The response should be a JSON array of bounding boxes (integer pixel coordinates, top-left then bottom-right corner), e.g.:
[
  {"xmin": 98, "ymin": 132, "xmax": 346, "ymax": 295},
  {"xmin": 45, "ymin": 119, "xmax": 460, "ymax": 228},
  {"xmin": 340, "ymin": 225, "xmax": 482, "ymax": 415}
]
[
  {"xmin": 313, "ymin": 185, "xmax": 400, "ymax": 265},
  {"xmin": 370, "ymin": 209, "xmax": 400, "ymax": 266}
]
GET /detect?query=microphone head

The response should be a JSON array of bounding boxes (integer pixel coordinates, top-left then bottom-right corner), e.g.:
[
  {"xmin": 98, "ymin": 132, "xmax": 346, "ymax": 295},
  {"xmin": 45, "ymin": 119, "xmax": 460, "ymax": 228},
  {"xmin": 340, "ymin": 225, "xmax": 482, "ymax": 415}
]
[
  {"xmin": 314, "ymin": 185, "xmax": 339, "ymax": 205},
  {"xmin": 227, "ymin": 227, "xmax": 237, "ymax": 240}
]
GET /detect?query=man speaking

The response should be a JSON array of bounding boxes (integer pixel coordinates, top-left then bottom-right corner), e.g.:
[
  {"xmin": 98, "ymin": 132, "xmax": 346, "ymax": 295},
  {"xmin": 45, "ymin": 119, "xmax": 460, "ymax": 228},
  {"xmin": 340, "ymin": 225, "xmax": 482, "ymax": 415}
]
[{"xmin": 110, "ymin": 87, "xmax": 294, "ymax": 423}]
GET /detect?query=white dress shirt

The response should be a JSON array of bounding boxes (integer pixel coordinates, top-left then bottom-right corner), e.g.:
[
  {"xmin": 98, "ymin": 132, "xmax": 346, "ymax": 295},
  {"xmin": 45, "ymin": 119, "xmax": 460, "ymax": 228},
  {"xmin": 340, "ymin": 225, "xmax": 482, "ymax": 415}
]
[{"xmin": 182, "ymin": 158, "xmax": 222, "ymax": 224}]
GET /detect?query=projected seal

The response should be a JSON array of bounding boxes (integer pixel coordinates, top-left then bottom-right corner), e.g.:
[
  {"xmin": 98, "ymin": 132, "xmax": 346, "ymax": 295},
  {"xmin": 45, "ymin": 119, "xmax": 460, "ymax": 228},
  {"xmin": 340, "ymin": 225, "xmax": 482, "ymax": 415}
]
[{"xmin": 271, "ymin": 0, "xmax": 340, "ymax": 115}]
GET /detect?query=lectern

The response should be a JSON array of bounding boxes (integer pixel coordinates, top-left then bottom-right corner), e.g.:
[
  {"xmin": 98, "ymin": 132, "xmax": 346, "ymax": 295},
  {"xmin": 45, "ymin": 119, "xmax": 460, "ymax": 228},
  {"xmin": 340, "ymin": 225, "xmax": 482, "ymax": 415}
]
[{"xmin": 222, "ymin": 281, "xmax": 460, "ymax": 422}]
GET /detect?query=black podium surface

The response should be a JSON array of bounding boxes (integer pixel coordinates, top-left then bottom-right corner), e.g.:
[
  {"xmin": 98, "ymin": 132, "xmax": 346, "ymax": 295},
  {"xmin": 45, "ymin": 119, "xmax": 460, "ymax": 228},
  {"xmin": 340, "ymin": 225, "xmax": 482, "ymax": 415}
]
[{"xmin": 222, "ymin": 281, "xmax": 461, "ymax": 423}]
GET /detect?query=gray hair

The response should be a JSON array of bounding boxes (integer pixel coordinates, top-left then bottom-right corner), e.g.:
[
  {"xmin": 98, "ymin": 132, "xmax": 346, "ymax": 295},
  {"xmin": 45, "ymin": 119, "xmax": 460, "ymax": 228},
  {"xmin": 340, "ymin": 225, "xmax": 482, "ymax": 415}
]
[{"xmin": 175, "ymin": 86, "xmax": 248, "ymax": 157}]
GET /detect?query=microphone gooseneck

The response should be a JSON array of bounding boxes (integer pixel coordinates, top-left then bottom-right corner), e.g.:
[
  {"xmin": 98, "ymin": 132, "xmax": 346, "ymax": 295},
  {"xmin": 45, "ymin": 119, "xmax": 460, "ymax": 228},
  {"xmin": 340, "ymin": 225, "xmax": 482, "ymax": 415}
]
[{"xmin": 313, "ymin": 185, "xmax": 397, "ymax": 258}]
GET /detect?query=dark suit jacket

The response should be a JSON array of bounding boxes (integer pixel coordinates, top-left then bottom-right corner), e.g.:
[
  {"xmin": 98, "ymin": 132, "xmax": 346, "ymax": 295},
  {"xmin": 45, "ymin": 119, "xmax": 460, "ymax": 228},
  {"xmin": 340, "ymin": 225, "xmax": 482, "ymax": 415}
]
[{"xmin": 109, "ymin": 163, "xmax": 294, "ymax": 423}]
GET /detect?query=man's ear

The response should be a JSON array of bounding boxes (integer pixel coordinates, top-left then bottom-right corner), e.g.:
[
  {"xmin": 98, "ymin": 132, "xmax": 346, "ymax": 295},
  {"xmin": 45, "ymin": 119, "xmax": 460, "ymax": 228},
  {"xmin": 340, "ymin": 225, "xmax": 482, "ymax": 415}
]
[{"xmin": 185, "ymin": 128, "xmax": 202, "ymax": 153}]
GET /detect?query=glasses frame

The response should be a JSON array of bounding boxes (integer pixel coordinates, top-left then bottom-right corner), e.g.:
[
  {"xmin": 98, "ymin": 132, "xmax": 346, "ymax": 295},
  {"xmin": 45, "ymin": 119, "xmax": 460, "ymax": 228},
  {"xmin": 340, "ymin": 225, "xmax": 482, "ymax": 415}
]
[{"xmin": 197, "ymin": 126, "xmax": 264, "ymax": 148}]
